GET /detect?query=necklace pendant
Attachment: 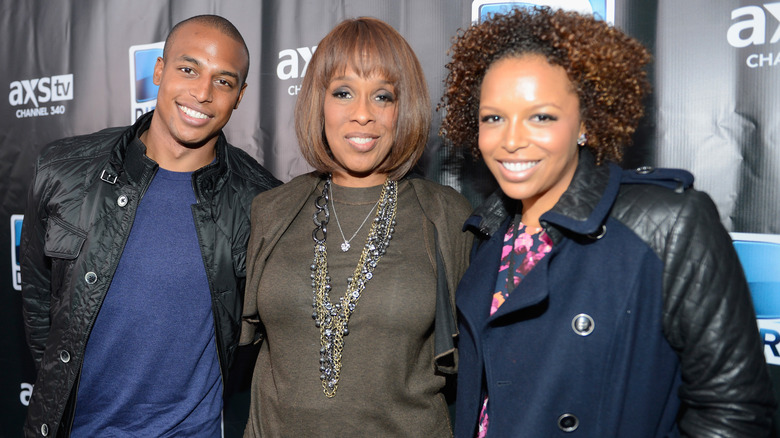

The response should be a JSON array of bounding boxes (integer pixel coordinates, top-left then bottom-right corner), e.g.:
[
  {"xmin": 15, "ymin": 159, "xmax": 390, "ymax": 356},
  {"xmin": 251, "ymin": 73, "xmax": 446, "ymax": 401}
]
[{"xmin": 340, "ymin": 241, "xmax": 350, "ymax": 252}]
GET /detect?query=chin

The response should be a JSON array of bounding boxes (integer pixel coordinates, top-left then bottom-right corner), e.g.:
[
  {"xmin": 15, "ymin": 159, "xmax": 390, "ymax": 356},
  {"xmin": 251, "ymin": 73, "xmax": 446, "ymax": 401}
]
[{"xmin": 496, "ymin": 182, "xmax": 534, "ymax": 202}]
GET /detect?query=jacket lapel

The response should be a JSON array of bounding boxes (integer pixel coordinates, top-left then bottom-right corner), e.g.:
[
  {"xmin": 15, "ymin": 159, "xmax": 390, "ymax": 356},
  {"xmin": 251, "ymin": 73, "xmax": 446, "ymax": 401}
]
[{"xmin": 489, "ymin": 253, "xmax": 552, "ymax": 321}]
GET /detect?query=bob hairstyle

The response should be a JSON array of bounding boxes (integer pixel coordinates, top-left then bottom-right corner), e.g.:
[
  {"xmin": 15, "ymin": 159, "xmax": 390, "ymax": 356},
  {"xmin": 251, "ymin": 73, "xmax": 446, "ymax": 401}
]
[
  {"xmin": 295, "ymin": 17, "xmax": 431, "ymax": 180},
  {"xmin": 440, "ymin": 7, "xmax": 651, "ymax": 164}
]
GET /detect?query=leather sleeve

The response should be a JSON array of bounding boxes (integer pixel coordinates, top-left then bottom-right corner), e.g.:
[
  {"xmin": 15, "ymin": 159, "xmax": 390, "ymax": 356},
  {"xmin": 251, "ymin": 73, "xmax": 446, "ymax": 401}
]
[
  {"xmin": 661, "ymin": 190, "xmax": 776, "ymax": 437},
  {"xmin": 240, "ymin": 194, "xmax": 267, "ymax": 346},
  {"xmin": 20, "ymin": 157, "xmax": 52, "ymax": 369}
]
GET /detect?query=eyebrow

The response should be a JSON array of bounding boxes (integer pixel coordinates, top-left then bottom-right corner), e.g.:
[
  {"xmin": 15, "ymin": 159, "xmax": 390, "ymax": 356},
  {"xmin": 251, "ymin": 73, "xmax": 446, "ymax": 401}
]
[
  {"xmin": 329, "ymin": 77, "xmax": 394, "ymax": 91},
  {"xmin": 179, "ymin": 55, "xmax": 240, "ymax": 81}
]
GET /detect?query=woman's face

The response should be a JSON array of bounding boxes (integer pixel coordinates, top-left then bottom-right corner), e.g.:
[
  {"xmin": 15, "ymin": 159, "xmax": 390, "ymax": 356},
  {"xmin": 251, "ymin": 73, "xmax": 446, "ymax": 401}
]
[
  {"xmin": 478, "ymin": 55, "xmax": 584, "ymax": 224},
  {"xmin": 323, "ymin": 66, "xmax": 398, "ymax": 187}
]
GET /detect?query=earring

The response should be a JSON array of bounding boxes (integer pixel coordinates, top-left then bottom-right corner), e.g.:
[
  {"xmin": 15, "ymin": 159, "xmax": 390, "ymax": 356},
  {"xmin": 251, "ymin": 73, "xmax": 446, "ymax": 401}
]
[{"xmin": 577, "ymin": 133, "xmax": 587, "ymax": 147}]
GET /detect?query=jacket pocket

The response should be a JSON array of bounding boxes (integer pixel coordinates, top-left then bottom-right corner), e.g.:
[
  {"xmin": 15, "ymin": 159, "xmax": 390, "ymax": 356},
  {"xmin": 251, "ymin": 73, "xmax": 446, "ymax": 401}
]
[
  {"xmin": 44, "ymin": 217, "xmax": 86, "ymax": 299},
  {"xmin": 44, "ymin": 217, "xmax": 86, "ymax": 259}
]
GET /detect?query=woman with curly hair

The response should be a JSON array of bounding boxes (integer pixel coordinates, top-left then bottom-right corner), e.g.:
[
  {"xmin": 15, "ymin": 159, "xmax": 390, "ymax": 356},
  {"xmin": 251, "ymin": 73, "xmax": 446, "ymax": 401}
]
[{"xmin": 440, "ymin": 7, "xmax": 774, "ymax": 437}]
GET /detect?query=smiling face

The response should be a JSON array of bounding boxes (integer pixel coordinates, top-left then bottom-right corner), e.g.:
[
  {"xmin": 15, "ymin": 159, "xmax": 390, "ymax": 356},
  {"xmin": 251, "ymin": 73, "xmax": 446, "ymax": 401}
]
[
  {"xmin": 323, "ymin": 67, "xmax": 398, "ymax": 187},
  {"xmin": 144, "ymin": 21, "xmax": 248, "ymax": 168},
  {"xmin": 478, "ymin": 55, "xmax": 584, "ymax": 227}
]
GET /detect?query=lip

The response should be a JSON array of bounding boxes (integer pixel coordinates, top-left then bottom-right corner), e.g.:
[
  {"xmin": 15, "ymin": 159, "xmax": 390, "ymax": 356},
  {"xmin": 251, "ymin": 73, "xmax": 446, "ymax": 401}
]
[
  {"xmin": 177, "ymin": 103, "xmax": 213, "ymax": 125},
  {"xmin": 344, "ymin": 133, "xmax": 379, "ymax": 151},
  {"xmin": 496, "ymin": 159, "xmax": 541, "ymax": 181}
]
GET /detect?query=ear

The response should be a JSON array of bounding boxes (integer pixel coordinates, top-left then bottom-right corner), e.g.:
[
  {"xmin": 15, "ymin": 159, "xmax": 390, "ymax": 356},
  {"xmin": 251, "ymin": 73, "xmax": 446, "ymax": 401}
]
[
  {"xmin": 234, "ymin": 82, "xmax": 247, "ymax": 110},
  {"xmin": 152, "ymin": 57, "xmax": 164, "ymax": 86}
]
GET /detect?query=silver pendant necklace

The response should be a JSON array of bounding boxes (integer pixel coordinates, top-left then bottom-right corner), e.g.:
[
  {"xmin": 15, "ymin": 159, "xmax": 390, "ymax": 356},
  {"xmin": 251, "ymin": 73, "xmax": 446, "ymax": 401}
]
[{"xmin": 329, "ymin": 184, "xmax": 381, "ymax": 252}]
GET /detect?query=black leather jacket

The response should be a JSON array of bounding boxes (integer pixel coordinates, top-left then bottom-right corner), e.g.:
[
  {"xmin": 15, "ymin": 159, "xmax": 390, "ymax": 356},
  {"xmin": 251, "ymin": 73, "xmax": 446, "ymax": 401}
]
[{"xmin": 20, "ymin": 112, "xmax": 280, "ymax": 437}]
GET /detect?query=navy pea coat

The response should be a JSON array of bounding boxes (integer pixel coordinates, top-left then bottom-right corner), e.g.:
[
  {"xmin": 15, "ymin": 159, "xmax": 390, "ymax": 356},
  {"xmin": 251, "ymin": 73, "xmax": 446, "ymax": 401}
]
[{"xmin": 454, "ymin": 150, "xmax": 775, "ymax": 437}]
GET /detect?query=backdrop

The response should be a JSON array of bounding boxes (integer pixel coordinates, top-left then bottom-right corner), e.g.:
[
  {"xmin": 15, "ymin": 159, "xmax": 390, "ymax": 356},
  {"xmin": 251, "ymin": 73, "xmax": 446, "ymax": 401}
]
[{"xmin": 2, "ymin": 0, "xmax": 780, "ymax": 436}]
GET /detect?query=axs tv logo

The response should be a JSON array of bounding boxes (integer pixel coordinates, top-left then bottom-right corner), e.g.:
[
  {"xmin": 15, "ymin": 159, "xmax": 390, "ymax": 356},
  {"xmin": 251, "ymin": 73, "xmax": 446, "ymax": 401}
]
[
  {"xmin": 727, "ymin": 2, "xmax": 780, "ymax": 47},
  {"xmin": 276, "ymin": 46, "xmax": 317, "ymax": 96},
  {"xmin": 276, "ymin": 46, "xmax": 317, "ymax": 80}
]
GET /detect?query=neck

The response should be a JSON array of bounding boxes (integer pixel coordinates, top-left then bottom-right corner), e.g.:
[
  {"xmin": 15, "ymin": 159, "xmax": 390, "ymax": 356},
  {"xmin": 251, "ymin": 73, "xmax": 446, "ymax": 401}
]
[
  {"xmin": 139, "ymin": 121, "xmax": 217, "ymax": 172},
  {"xmin": 331, "ymin": 170, "xmax": 388, "ymax": 188}
]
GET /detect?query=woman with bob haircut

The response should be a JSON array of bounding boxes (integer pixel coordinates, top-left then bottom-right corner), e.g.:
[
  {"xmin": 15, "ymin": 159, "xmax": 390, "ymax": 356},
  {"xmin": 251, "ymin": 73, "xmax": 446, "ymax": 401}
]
[
  {"xmin": 440, "ymin": 7, "xmax": 775, "ymax": 437},
  {"xmin": 241, "ymin": 17, "xmax": 472, "ymax": 436}
]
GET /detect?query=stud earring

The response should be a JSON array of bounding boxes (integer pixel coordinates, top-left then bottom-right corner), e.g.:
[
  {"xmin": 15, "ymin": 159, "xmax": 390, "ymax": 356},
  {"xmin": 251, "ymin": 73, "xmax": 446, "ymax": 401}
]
[{"xmin": 577, "ymin": 133, "xmax": 588, "ymax": 147}]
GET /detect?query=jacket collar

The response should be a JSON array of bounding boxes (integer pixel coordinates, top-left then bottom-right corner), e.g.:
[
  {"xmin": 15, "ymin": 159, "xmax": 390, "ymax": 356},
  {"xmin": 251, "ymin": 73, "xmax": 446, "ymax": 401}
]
[
  {"xmin": 465, "ymin": 149, "xmax": 622, "ymax": 243},
  {"xmin": 110, "ymin": 111, "xmax": 232, "ymax": 197}
]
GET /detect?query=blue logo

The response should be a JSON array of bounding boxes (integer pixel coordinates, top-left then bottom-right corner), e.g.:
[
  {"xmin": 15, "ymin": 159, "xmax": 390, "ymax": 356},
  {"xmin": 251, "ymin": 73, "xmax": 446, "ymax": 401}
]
[
  {"xmin": 10, "ymin": 214, "xmax": 22, "ymax": 291},
  {"xmin": 133, "ymin": 48, "xmax": 161, "ymax": 103},
  {"xmin": 732, "ymin": 233, "xmax": 780, "ymax": 366},
  {"xmin": 129, "ymin": 42, "xmax": 164, "ymax": 123},
  {"xmin": 472, "ymin": 0, "xmax": 614, "ymax": 24}
]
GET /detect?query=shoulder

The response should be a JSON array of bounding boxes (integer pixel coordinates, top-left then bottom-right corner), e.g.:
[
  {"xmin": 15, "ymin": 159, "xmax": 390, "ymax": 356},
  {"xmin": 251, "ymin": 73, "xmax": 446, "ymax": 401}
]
[
  {"xmin": 250, "ymin": 172, "xmax": 320, "ymax": 219},
  {"xmin": 253, "ymin": 172, "xmax": 319, "ymax": 204},
  {"xmin": 36, "ymin": 126, "xmax": 126, "ymax": 167},
  {"xmin": 407, "ymin": 177, "xmax": 472, "ymax": 217},
  {"xmin": 613, "ymin": 165, "xmax": 702, "ymax": 224},
  {"xmin": 613, "ymin": 176, "xmax": 722, "ymax": 259},
  {"xmin": 222, "ymin": 143, "xmax": 281, "ymax": 192},
  {"xmin": 248, "ymin": 173, "xmax": 321, "ymax": 241},
  {"xmin": 615, "ymin": 165, "xmax": 715, "ymax": 223}
]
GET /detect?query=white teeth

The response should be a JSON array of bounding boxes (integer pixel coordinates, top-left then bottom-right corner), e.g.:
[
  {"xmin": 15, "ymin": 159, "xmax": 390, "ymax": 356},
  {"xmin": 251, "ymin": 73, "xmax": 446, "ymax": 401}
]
[
  {"xmin": 178, "ymin": 105, "xmax": 209, "ymax": 119},
  {"xmin": 502, "ymin": 161, "xmax": 539, "ymax": 172},
  {"xmin": 348, "ymin": 137, "xmax": 373, "ymax": 145}
]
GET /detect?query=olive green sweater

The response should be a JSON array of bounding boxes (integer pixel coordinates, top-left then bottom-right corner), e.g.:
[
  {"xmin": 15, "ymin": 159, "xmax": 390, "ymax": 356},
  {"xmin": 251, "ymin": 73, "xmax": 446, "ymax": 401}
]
[{"xmin": 241, "ymin": 173, "xmax": 472, "ymax": 437}]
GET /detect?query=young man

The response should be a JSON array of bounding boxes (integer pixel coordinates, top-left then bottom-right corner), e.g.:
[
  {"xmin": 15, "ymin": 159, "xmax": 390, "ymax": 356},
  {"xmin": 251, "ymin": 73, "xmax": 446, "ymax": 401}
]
[{"xmin": 20, "ymin": 15, "xmax": 279, "ymax": 437}]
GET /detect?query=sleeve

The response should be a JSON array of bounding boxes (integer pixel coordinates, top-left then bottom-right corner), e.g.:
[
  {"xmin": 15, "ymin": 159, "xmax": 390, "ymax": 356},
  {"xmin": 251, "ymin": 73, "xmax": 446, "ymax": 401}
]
[
  {"xmin": 239, "ymin": 194, "xmax": 267, "ymax": 346},
  {"xmin": 432, "ymin": 184, "xmax": 474, "ymax": 374},
  {"xmin": 20, "ymin": 157, "xmax": 52, "ymax": 369},
  {"xmin": 661, "ymin": 190, "xmax": 776, "ymax": 437}
]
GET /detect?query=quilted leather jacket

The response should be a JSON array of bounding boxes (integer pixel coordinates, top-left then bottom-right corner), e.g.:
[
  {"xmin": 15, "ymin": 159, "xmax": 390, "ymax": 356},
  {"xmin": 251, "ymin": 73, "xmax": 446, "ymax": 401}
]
[
  {"xmin": 20, "ymin": 112, "xmax": 280, "ymax": 437},
  {"xmin": 454, "ymin": 149, "xmax": 775, "ymax": 437}
]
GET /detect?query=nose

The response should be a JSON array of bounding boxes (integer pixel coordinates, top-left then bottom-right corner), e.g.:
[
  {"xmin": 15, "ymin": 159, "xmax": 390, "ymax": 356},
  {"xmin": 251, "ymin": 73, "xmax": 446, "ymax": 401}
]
[
  {"xmin": 190, "ymin": 77, "xmax": 213, "ymax": 103},
  {"xmin": 504, "ymin": 119, "xmax": 528, "ymax": 152},
  {"xmin": 352, "ymin": 97, "xmax": 375, "ymax": 125}
]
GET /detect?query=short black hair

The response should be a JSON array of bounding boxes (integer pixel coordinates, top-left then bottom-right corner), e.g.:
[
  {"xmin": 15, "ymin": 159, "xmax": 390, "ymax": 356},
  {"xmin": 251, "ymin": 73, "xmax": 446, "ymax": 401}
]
[{"xmin": 163, "ymin": 14, "xmax": 250, "ymax": 83}]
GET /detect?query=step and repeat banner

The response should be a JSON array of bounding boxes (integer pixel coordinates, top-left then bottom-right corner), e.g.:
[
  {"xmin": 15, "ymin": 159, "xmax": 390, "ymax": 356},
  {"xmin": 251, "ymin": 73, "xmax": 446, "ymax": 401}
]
[{"xmin": 2, "ymin": 0, "xmax": 780, "ymax": 435}]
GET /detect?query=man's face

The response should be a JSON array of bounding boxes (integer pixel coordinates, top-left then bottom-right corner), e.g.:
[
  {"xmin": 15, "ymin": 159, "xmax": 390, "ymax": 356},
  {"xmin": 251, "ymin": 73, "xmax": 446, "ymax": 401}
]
[{"xmin": 152, "ymin": 22, "xmax": 248, "ymax": 149}]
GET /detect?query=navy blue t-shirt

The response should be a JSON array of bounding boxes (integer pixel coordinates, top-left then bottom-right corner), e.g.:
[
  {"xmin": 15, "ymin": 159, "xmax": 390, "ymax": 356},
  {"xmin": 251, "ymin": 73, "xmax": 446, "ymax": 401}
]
[{"xmin": 72, "ymin": 167, "xmax": 222, "ymax": 437}]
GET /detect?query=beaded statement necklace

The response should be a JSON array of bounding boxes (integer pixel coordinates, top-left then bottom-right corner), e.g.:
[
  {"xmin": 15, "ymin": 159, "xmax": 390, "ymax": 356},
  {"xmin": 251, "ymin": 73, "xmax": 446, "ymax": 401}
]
[{"xmin": 311, "ymin": 176, "xmax": 398, "ymax": 397}]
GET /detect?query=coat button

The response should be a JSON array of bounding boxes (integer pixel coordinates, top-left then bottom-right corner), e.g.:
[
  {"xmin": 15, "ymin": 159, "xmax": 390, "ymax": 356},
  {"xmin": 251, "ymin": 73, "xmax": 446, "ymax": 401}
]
[
  {"xmin": 59, "ymin": 350, "xmax": 70, "ymax": 363},
  {"xmin": 84, "ymin": 272, "xmax": 98, "ymax": 284},
  {"xmin": 558, "ymin": 413, "xmax": 579, "ymax": 432},
  {"xmin": 572, "ymin": 313, "xmax": 594, "ymax": 336},
  {"xmin": 586, "ymin": 224, "xmax": 606, "ymax": 240},
  {"xmin": 41, "ymin": 423, "xmax": 49, "ymax": 436},
  {"xmin": 117, "ymin": 194, "xmax": 128, "ymax": 207}
]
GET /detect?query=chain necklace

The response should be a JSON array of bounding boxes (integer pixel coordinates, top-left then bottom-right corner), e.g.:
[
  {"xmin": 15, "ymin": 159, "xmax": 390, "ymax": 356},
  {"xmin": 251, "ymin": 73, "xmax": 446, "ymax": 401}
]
[
  {"xmin": 329, "ymin": 184, "xmax": 381, "ymax": 252},
  {"xmin": 311, "ymin": 176, "xmax": 397, "ymax": 397}
]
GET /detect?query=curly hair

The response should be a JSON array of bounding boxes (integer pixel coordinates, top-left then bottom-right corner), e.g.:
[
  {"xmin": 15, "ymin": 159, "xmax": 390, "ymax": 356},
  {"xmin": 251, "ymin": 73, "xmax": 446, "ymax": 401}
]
[{"xmin": 440, "ymin": 7, "xmax": 651, "ymax": 164}]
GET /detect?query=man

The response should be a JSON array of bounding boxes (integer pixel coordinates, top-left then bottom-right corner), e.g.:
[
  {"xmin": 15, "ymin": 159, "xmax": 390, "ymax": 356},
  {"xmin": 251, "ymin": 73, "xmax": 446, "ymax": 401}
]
[{"xmin": 20, "ymin": 15, "xmax": 279, "ymax": 437}]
